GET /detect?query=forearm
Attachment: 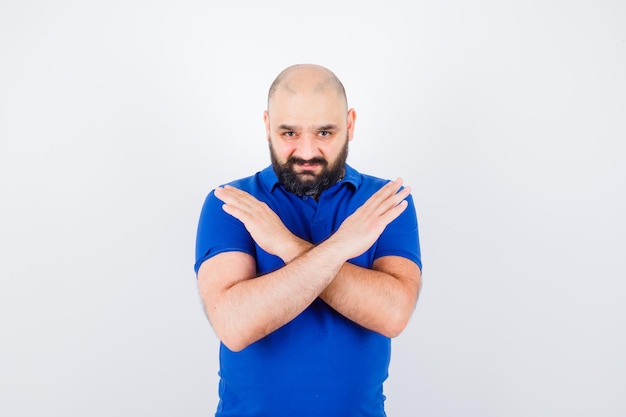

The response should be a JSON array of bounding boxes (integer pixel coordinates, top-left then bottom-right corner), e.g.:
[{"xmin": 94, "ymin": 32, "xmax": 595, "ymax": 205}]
[
  {"xmin": 209, "ymin": 179, "xmax": 418, "ymax": 346},
  {"xmin": 209, "ymin": 239, "xmax": 348, "ymax": 352},
  {"xmin": 275, "ymin": 239, "xmax": 420, "ymax": 338},
  {"xmin": 320, "ymin": 259, "xmax": 420, "ymax": 338}
]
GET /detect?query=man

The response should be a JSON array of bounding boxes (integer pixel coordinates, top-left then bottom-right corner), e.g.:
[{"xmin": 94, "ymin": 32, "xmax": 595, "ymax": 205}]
[{"xmin": 195, "ymin": 64, "xmax": 422, "ymax": 416}]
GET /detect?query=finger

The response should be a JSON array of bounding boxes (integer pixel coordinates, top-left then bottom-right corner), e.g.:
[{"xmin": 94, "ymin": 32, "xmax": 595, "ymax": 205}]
[
  {"xmin": 375, "ymin": 178, "xmax": 405, "ymax": 203},
  {"xmin": 221, "ymin": 198, "xmax": 270, "ymax": 227},
  {"xmin": 220, "ymin": 201, "xmax": 246, "ymax": 220},
  {"xmin": 215, "ymin": 186, "xmax": 259, "ymax": 211},
  {"xmin": 214, "ymin": 188, "xmax": 257, "ymax": 223},
  {"xmin": 378, "ymin": 199, "xmax": 409, "ymax": 226},
  {"xmin": 374, "ymin": 187, "xmax": 410, "ymax": 221},
  {"xmin": 357, "ymin": 180, "xmax": 402, "ymax": 214},
  {"xmin": 391, "ymin": 186, "xmax": 411, "ymax": 206},
  {"xmin": 366, "ymin": 180, "xmax": 411, "ymax": 215},
  {"xmin": 213, "ymin": 186, "xmax": 234, "ymax": 203},
  {"xmin": 215, "ymin": 186, "xmax": 251, "ymax": 203}
]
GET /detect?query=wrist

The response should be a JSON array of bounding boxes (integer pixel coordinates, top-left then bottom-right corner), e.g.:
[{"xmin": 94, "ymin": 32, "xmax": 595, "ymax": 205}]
[
  {"xmin": 318, "ymin": 234, "xmax": 352, "ymax": 265},
  {"xmin": 280, "ymin": 237, "xmax": 313, "ymax": 263}
]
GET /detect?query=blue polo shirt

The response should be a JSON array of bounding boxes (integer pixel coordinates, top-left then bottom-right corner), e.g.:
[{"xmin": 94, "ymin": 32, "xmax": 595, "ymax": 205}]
[{"xmin": 195, "ymin": 164, "xmax": 421, "ymax": 417}]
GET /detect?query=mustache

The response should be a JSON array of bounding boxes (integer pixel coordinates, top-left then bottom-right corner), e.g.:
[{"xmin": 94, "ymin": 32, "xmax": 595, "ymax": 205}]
[{"xmin": 288, "ymin": 156, "xmax": 328, "ymax": 166}]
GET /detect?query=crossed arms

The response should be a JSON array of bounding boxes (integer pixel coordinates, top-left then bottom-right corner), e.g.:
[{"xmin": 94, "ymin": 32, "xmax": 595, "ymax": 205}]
[{"xmin": 197, "ymin": 179, "xmax": 422, "ymax": 352}]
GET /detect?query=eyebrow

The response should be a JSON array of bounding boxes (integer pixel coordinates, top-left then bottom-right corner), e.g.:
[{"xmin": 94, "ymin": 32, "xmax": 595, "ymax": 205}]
[
  {"xmin": 277, "ymin": 124, "xmax": 339, "ymax": 132},
  {"xmin": 277, "ymin": 124, "xmax": 298, "ymax": 131}
]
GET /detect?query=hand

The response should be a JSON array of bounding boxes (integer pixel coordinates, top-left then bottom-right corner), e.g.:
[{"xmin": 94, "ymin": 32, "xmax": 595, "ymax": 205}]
[
  {"xmin": 214, "ymin": 185, "xmax": 310, "ymax": 261},
  {"xmin": 330, "ymin": 178, "xmax": 411, "ymax": 260}
]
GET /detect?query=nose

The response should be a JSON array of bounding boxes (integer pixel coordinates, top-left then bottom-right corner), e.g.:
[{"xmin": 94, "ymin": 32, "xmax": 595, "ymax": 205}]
[{"xmin": 294, "ymin": 134, "xmax": 320, "ymax": 161}]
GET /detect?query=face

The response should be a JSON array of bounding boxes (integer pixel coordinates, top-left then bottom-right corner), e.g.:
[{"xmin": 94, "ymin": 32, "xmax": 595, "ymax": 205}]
[
  {"xmin": 269, "ymin": 137, "xmax": 349, "ymax": 197},
  {"xmin": 264, "ymin": 88, "xmax": 356, "ymax": 196}
]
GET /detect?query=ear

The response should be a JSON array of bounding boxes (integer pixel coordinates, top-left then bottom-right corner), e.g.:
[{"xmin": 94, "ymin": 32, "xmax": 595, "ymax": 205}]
[
  {"xmin": 263, "ymin": 110, "xmax": 271, "ymax": 142},
  {"xmin": 346, "ymin": 108, "xmax": 357, "ymax": 142}
]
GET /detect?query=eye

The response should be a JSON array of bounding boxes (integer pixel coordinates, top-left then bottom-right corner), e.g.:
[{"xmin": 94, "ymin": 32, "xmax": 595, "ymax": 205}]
[
  {"xmin": 319, "ymin": 131, "xmax": 331, "ymax": 137},
  {"xmin": 282, "ymin": 131, "xmax": 296, "ymax": 138}
]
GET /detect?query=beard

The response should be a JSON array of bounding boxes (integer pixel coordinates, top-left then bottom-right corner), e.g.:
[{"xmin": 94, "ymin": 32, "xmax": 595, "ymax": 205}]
[{"xmin": 270, "ymin": 139, "xmax": 348, "ymax": 197}]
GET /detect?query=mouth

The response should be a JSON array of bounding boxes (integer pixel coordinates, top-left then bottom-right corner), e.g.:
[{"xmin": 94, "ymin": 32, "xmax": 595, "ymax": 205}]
[
  {"xmin": 297, "ymin": 162, "xmax": 321, "ymax": 170},
  {"xmin": 293, "ymin": 159, "xmax": 324, "ymax": 171},
  {"xmin": 296, "ymin": 169, "xmax": 319, "ymax": 179},
  {"xmin": 288, "ymin": 157, "xmax": 327, "ymax": 177}
]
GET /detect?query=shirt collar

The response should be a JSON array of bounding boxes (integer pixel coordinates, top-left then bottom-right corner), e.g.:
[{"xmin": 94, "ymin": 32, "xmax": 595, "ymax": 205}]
[
  {"xmin": 260, "ymin": 164, "xmax": 361, "ymax": 193},
  {"xmin": 260, "ymin": 165, "xmax": 281, "ymax": 192},
  {"xmin": 341, "ymin": 164, "xmax": 361, "ymax": 189}
]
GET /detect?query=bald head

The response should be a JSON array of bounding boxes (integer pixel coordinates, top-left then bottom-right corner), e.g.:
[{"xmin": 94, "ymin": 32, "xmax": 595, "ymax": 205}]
[{"xmin": 267, "ymin": 64, "xmax": 348, "ymax": 112}]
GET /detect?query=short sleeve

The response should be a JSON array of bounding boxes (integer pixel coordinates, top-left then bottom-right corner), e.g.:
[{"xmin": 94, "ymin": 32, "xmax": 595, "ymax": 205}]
[
  {"xmin": 374, "ymin": 193, "xmax": 422, "ymax": 270},
  {"xmin": 194, "ymin": 190, "xmax": 256, "ymax": 274}
]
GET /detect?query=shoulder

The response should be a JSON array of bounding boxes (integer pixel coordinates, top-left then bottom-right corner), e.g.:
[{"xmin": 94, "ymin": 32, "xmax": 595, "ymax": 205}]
[
  {"xmin": 345, "ymin": 166, "xmax": 417, "ymax": 224},
  {"xmin": 230, "ymin": 166, "xmax": 276, "ymax": 195},
  {"xmin": 359, "ymin": 173, "xmax": 389, "ymax": 190},
  {"xmin": 345, "ymin": 165, "xmax": 394, "ymax": 197},
  {"xmin": 201, "ymin": 166, "xmax": 275, "ymax": 202},
  {"xmin": 225, "ymin": 170, "xmax": 266, "ymax": 194}
]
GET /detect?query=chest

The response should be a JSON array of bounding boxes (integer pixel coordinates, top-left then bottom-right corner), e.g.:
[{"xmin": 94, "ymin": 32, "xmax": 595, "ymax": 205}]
[{"xmin": 254, "ymin": 189, "xmax": 374, "ymax": 273}]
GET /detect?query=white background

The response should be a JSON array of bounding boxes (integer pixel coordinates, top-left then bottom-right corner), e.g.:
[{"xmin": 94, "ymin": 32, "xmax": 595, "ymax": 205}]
[{"xmin": 1, "ymin": 1, "xmax": 624, "ymax": 416}]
